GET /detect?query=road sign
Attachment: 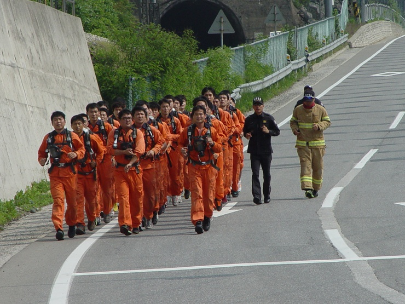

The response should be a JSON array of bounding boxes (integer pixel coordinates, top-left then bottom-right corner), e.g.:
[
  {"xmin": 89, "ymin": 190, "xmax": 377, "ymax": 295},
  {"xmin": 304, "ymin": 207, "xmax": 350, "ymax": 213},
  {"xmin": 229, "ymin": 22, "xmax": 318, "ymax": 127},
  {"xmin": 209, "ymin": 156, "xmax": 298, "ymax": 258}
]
[
  {"xmin": 208, "ymin": 10, "xmax": 235, "ymax": 34},
  {"xmin": 265, "ymin": 5, "xmax": 286, "ymax": 24}
]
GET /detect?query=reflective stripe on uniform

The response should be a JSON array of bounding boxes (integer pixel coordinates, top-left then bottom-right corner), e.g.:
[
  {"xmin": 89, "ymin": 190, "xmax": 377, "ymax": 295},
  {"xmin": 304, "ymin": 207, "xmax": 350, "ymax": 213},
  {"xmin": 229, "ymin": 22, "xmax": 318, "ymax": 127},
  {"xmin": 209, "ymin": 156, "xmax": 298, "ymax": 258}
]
[
  {"xmin": 312, "ymin": 178, "xmax": 323, "ymax": 185},
  {"xmin": 290, "ymin": 116, "xmax": 298, "ymax": 122},
  {"xmin": 322, "ymin": 116, "xmax": 330, "ymax": 121},
  {"xmin": 308, "ymin": 140, "xmax": 325, "ymax": 147},
  {"xmin": 298, "ymin": 122, "xmax": 313, "ymax": 129},
  {"xmin": 296, "ymin": 140, "xmax": 325, "ymax": 147},
  {"xmin": 300, "ymin": 176, "xmax": 312, "ymax": 182}
]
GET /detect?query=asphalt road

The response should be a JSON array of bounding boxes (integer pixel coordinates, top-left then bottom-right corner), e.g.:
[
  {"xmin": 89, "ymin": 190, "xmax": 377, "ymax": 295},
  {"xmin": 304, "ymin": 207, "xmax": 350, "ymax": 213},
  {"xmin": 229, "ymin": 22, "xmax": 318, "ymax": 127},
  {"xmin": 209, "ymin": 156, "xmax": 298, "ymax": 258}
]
[{"xmin": 2, "ymin": 35, "xmax": 405, "ymax": 304}]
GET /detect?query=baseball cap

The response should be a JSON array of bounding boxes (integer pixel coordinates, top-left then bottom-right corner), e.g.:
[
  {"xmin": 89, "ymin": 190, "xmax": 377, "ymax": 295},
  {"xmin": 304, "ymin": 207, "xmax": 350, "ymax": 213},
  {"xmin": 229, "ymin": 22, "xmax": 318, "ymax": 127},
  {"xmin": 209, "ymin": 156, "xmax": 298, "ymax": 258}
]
[
  {"xmin": 303, "ymin": 93, "xmax": 314, "ymax": 100},
  {"xmin": 253, "ymin": 97, "xmax": 263, "ymax": 105}
]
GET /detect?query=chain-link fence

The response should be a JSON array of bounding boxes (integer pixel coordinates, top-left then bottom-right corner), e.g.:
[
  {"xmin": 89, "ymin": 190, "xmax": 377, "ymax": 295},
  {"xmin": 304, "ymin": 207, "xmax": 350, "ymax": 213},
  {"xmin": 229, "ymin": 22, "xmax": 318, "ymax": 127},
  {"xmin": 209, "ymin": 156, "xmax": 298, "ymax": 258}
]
[
  {"xmin": 33, "ymin": 0, "xmax": 75, "ymax": 15},
  {"xmin": 195, "ymin": 0, "xmax": 349, "ymax": 78}
]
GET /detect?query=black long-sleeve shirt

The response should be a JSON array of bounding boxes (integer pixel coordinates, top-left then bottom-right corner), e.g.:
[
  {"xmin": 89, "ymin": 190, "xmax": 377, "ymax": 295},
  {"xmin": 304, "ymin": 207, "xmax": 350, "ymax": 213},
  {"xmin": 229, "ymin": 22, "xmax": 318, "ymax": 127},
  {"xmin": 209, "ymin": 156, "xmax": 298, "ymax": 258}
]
[{"xmin": 243, "ymin": 112, "xmax": 280, "ymax": 155}]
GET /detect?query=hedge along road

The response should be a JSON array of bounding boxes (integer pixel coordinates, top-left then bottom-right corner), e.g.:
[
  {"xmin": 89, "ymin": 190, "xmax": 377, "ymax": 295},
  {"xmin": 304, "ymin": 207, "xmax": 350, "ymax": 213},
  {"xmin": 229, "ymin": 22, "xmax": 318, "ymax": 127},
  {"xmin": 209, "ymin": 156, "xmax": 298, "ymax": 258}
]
[{"xmin": 1, "ymin": 35, "xmax": 405, "ymax": 304}]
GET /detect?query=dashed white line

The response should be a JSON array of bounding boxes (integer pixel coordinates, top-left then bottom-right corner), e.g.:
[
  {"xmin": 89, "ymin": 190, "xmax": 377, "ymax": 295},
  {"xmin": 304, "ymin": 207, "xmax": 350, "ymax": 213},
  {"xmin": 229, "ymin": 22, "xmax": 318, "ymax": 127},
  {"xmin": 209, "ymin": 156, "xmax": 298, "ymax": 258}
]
[
  {"xmin": 389, "ymin": 111, "xmax": 405, "ymax": 129},
  {"xmin": 354, "ymin": 149, "xmax": 378, "ymax": 169}
]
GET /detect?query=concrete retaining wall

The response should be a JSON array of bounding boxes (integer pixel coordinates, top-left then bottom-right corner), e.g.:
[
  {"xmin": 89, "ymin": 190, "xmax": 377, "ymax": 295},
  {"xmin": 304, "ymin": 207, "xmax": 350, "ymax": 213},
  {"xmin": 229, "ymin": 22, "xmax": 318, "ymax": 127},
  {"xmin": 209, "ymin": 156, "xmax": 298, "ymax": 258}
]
[
  {"xmin": 0, "ymin": 0, "xmax": 101, "ymax": 200},
  {"xmin": 349, "ymin": 21, "xmax": 405, "ymax": 47}
]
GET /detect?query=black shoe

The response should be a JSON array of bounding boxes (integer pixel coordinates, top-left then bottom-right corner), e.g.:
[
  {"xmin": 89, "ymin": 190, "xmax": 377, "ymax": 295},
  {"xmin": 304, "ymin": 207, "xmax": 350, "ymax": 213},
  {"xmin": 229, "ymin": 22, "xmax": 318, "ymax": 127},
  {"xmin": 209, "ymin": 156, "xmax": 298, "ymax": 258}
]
[
  {"xmin": 158, "ymin": 204, "xmax": 166, "ymax": 215},
  {"xmin": 264, "ymin": 197, "xmax": 271, "ymax": 204},
  {"xmin": 195, "ymin": 221, "xmax": 204, "ymax": 234},
  {"xmin": 67, "ymin": 226, "xmax": 76, "ymax": 238},
  {"xmin": 103, "ymin": 214, "xmax": 111, "ymax": 223},
  {"xmin": 215, "ymin": 199, "xmax": 222, "ymax": 212},
  {"xmin": 120, "ymin": 225, "xmax": 132, "ymax": 236},
  {"xmin": 141, "ymin": 217, "xmax": 146, "ymax": 227},
  {"xmin": 231, "ymin": 190, "xmax": 239, "ymax": 198},
  {"xmin": 76, "ymin": 224, "xmax": 86, "ymax": 235},
  {"xmin": 152, "ymin": 211, "xmax": 158, "ymax": 225},
  {"xmin": 87, "ymin": 220, "xmax": 95, "ymax": 231},
  {"xmin": 305, "ymin": 189, "xmax": 315, "ymax": 199},
  {"xmin": 184, "ymin": 189, "xmax": 190, "ymax": 199},
  {"xmin": 313, "ymin": 190, "xmax": 319, "ymax": 197},
  {"xmin": 55, "ymin": 229, "xmax": 64, "ymax": 241},
  {"xmin": 253, "ymin": 197, "xmax": 262, "ymax": 205},
  {"xmin": 132, "ymin": 227, "xmax": 140, "ymax": 234},
  {"xmin": 100, "ymin": 211, "xmax": 105, "ymax": 219},
  {"xmin": 227, "ymin": 193, "xmax": 231, "ymax": 200},
  {"xmin": 203, "ymin": 216, "xmax": 211, "ymax": 232}
]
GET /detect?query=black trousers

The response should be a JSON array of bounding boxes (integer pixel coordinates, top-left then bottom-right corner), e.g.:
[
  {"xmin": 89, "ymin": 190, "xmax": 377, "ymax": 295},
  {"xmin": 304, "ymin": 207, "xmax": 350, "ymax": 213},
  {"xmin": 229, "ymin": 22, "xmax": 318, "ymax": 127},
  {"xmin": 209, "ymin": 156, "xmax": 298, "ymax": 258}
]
[{"xmin": 250, "ymin": 153, "xmax": 272, "ymax": 200}]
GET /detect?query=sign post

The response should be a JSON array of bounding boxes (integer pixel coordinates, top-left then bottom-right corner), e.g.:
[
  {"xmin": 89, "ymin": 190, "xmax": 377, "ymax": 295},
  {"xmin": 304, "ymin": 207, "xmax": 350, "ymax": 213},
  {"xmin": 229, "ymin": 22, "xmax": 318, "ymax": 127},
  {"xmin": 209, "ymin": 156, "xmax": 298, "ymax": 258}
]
[
  {"xmin": 265, "ymin": 5, "xmax": 286, "ymax": 32},
  {"xmin": 208, "ymin": 10, "xmax": 235, "ymax": 48}
]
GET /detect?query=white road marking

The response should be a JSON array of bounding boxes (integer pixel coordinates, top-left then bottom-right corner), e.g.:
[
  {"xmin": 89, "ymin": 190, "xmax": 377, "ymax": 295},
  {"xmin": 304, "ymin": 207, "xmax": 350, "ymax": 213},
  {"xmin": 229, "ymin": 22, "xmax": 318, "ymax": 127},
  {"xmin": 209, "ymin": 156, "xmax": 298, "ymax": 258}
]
[
  {"xmin": 395, "ymin": 203, "xmax": 405, "ymax": 207},
  {"xmin": 73, "ymin": 254, "xmax": 405, "ymax": 277},
  {"xmin": 322, "ymin": 187, "xmax": 344, "ymax": 208},
  {"xmin": 389, "ymin": 111, "xmax": 405, "ymax": 129},
  {"xmin": 213, "ymin": 202, "xmax": 241, "ymax": 217},
  {"xmin": 371, "ymin": 72, "xmax": 405, "ymax": 77},
  {"xmin": 48, "ymin": 219, "xmax": 117, "ymax": 304},
  {"xmin": 354, "ymin": 149, "xmax": 378, "ymax": 169},
  {"xmin": 324, "ymin": 229, "xmax": 359, "ymax": 259},
  {"xmin": 322, "ymin": 149, "xmax": 378, "ymax": 209}
]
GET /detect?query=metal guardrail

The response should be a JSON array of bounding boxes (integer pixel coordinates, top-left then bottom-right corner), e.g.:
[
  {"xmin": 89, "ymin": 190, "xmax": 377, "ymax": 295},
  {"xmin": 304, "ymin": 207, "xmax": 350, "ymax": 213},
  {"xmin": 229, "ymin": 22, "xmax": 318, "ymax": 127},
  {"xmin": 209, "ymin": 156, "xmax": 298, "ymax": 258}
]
[{"xmin": 232, "ymin": 34, "xmax": 349, "ymax": 100}]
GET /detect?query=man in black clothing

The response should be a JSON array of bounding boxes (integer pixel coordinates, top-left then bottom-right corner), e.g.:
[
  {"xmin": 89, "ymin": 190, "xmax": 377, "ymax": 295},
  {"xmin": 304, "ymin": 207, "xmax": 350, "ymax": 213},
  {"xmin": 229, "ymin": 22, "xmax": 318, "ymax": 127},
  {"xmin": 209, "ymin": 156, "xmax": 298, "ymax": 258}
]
[
  {"xmin": 294, "ymin": 85, "xmax": 324, "ymax": 108},
  {"xmin": 243, "ymin": 97, "xmax": 280, "ymax": 205}
]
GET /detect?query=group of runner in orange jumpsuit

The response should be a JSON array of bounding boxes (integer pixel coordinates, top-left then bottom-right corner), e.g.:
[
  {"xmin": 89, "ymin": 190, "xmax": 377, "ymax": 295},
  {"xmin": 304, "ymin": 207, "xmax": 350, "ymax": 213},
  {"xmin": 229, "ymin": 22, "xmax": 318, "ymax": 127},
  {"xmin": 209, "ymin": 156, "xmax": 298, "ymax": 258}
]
[{"xmin": 38, "ymin": 87, "xmax": 246, "ymax": 239}]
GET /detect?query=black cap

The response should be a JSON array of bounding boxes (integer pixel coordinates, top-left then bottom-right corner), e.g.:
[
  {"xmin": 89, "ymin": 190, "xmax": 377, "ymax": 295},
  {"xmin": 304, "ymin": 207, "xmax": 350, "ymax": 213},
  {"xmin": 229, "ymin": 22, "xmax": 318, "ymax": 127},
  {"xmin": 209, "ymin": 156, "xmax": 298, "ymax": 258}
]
[{"xmin": 253, "ymin": 97, "xmax": 263, "ymax": 105}]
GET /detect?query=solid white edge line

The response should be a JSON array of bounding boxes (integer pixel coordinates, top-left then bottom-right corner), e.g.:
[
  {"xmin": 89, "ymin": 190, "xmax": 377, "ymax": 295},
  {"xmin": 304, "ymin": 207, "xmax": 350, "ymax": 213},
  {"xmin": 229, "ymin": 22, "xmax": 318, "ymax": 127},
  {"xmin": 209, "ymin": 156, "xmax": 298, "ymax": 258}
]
[
  {"xmin": 324, "ymin": 229, "xmax": 359, "ymax": 259},
  {"xmin": 73, "ymin": 253, "xmax": 405, "ymax": 277},
  {"xmin": 48, "ymin": 219, "xmax": 118, "ymax": 304},
  {"xmin": 389, "ymin": 111, "xmax": 405, "ymax": 129},
  {"xmin": 322, "ymin": 187, "xmax": 344, "ymax": 208},
  {"xmin": 354, "ymin": 149, "xmax": 378, "ymax": 169}
]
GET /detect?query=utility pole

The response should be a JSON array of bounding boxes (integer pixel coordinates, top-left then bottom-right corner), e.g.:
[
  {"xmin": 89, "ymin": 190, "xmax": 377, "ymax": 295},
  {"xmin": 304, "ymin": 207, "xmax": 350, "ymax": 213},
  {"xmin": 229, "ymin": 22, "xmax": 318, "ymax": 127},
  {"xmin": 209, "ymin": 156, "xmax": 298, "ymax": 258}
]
[{"xmin": 324, "ymin": 0, "xmax": 332, "ymax": 18}]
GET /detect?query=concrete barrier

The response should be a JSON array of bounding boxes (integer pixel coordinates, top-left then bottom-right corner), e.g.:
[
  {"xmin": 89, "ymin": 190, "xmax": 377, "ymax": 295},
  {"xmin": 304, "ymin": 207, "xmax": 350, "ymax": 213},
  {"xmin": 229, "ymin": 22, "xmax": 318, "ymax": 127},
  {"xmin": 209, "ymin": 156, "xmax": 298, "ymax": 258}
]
[
  {"xmin": 348, "ymin": 21, "xmax": 405, "ymax": 48},
  {"xmin": 0, "ymin": 0, "xmax": 101, "ymax": 200}
]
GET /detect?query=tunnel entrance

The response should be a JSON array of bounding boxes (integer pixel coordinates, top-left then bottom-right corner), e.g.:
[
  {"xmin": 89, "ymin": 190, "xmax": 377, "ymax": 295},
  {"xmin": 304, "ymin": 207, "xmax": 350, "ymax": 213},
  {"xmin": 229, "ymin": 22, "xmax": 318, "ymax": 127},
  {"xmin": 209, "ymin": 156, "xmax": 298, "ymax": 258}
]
[{"xmin": 160, "ymin": 0, "xmax": 245, "ymax": 50}]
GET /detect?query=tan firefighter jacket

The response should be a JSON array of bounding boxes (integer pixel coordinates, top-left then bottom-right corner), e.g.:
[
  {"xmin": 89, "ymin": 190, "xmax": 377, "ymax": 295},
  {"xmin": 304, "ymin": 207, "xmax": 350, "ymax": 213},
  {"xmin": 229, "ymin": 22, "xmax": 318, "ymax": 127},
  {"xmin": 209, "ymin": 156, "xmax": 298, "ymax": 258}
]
[{"xmin": 290, "ymin": 104, "xmax": 331, "ymax": 148}]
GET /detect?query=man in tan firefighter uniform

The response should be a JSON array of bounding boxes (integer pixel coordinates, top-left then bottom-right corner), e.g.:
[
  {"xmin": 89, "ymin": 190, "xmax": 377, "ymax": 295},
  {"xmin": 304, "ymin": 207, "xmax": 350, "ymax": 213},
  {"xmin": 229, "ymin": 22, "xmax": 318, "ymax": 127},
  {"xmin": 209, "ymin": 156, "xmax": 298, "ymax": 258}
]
[{"xmin": 290, "ymin": 90, "xmax": 331, "ymax": 198}]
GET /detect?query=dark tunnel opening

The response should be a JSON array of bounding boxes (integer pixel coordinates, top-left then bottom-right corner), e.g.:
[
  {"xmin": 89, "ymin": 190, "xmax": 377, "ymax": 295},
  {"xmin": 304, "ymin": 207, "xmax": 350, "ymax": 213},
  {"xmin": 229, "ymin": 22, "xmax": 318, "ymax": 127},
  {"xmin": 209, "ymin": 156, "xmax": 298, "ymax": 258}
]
[{"xmin": 160, "ymin": 0, "xmax": 245, "ymax": 51}]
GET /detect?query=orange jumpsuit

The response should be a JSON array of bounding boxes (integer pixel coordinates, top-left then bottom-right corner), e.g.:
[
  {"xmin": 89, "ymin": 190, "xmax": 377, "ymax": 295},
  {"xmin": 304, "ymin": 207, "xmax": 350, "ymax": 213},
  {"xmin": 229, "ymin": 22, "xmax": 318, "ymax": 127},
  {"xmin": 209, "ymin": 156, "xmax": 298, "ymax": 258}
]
[
  {"xmin": 234, "ymin": 108, "xmax": 246, "ymax": 181},
  {"xmin": 215, "ymin": 108, "xmax": 235, "ymax": 196},
  {"xmin": 138, "ymin": 124, "xmax": 164, "ymax": 220},
  {"xmin": 158, "ymin": 114, "xmax": 183, "ymax": 197},
  {"xmin": 227, "ymin": 109, "xmax": 242, "ymax": 192},
  {"xmin": 176, "ymin": 112, "xmax": 190, "ymax": 193},
  {"xmin": 149, "ymin": 119, "xmax": 171, "ymax": 208},
  {"xmin": 107, "ymin": 127, "xmax": 145, "ymax": 229},
  {"xmin": 178, "ymin": 125, "xmax": 222, "ymax": 224},
  {"xmin": 75, "ymin": 132, "xmax": 105, "ymax": 226},
  {"xmin": 210, "ymin": 117, "xmax": 227, "ymax": 207},
  {"xmin": 38, "ymin": 130, "xmax": 85, "ymax": 231},
  {"xmin": 88, "ymin": 120, "xmax": 114, "ymax": 216}
]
